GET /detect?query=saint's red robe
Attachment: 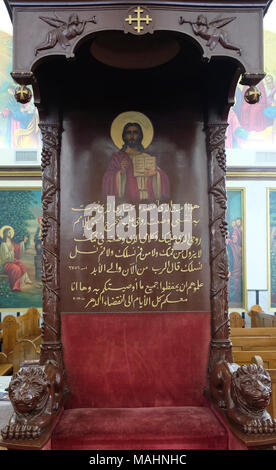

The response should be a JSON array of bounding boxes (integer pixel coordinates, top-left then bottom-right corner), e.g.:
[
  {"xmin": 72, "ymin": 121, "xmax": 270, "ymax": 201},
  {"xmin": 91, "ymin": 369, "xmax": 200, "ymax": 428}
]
[
  {"xmin": 3, "ymin": 241, "xmax": 27, "ymax": 291},
  {"xmin": 102, "ymin": 152, "xmax": 170, "ymax": 202}
]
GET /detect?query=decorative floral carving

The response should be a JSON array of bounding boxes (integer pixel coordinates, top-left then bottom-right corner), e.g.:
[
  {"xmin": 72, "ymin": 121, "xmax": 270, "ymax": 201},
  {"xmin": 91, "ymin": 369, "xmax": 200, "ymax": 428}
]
[
  {"xmin": 41, "ymin": 147, "xmax": 52, "ymax": 171},
  {"xmin": 219, "ymin": 219, "xmax": 228, "ymax": 237},
  {"xmin": 41, "ymin": 254, "xmax": 55, "ymax": 284},
  {"xmin": 206, "ymin": 123, "xmax": 232, "ymax": 371},
  {"xmin": 40, "ymin": 125, "xmax": 60, "ymax": 169},
  {"xmin": 209, "ymin": 182, "xmax": 227, "ymax": 210},
  {"xmin": 39, "ymin": 123, "xmax": 64, "ymax": 372},
  {"xmin": 216, "ymin": 148, "xmax": 227, "ymax": 172},
  {"xmin": 217, "ymin": 261, "xmax": 229, "ymax": 281},
  {"xmin": 41, "ymin": 216, "xmax": 51, "ymax": 240},
  {"xmin": 42, "ymin": 183, "xmax": 57, "ymax": 211}
]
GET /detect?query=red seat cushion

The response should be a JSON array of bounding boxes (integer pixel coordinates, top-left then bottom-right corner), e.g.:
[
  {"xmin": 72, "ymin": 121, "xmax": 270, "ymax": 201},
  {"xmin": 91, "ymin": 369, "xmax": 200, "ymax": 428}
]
[
  {"xmin": 61, "ymin": 312, "xmax": 211, "ymax": 409},
  {"xmin": 52, "ymin": 406, "xmax": 229, "ymax": 450}
]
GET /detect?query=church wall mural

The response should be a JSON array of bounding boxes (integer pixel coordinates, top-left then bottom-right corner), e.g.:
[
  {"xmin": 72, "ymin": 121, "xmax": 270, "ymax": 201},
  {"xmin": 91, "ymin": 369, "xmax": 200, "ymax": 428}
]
[
  {"xmin": 0, "ymin": 188, "xmax": 42, "ymax": 311},
  {"xmin": 225, "ymin": 30, "xmax": 276, "ymax": 151},
  {"xmin": 268, "ymin": 189, "xmax": 276, "ymax": 311},
  {"xmin": 226, "ymin": 188, "xmax": 246, "ymax": 310},
  {"xmin": 0, "ymin": 29, "xmax": 40, "ymax": 150}
]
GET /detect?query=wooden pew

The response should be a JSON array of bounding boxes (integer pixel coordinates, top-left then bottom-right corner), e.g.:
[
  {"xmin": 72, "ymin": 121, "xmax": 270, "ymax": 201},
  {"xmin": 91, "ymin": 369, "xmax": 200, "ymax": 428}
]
[
  {"xmin": 0, "ymin": 316, "xmax": 19, "ymax": 357},
  {"xmin": 16, "ymin": 306, "xmax": 41, "ymax": 340},
  {"xmin": 0, "ymin": 307, "xmax": 41, "ymax": 375},
  {"xmin": 0, "ymin": 307, "xmax": 41, "ymax": 356},
  {"xmin": 231, "ymin": 327, "xmax": 276, "ymax": 338},
  {"xmin": 0, "ymin": 339, "xmax": 40, "ymax": 376},
  {"xmin": 230, "ymin": 312, "xmax": 276, "ymax": 351},
  {"xmin": 233, "ymin": 350, "xmax": 276, "ymax": 370},
  {"xmin": 248, "ymin": 305, "xmax": 276, "ymax": 328},
  {"xmin": 9, "ymin": 339, "xmax": 40, "ymax": 374},
  {"xmin": 0, "ymin": 352, "xmax": 13, "ymax": 376},
  {"xmin": 231, "ymin": 325, "xmax": 276, "ymax": 369},
  {"xmin": 231, "ymin": 336, "xmax": 276, "ymax": 352},
  {"xmin": 229, "ymin": 311, "xmax": 245, "ymax": 329}
]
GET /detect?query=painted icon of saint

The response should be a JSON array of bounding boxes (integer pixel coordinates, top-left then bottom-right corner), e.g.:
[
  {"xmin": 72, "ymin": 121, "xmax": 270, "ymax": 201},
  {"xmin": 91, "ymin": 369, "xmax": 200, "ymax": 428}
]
[
  {"xmin": 0, "ymin": 225, "xmax": 32, "ymax": 291},
  {"xmin": 102, "ymin": 111, "xmax": 170, "ymax": 201}
]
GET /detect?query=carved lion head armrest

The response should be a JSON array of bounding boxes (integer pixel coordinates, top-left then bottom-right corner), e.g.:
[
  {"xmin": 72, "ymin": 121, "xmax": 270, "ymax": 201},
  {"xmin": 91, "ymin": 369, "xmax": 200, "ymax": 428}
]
[
  {"xmin": 1, "ymin": 360, "xmax": 65, "ymax": 441},
  {"xmin": 210, "ymin": 360, "xmax": 276, "ymax": 434}
]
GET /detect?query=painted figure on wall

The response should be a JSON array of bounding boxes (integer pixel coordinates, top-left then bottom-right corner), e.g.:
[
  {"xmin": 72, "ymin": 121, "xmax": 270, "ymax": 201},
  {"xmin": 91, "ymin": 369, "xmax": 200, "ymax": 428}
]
[
  {"xmin": 0, "ymin": 95, "xmax": 40, "ymax": 149},
  {"xmin": 0, "ymin": 27, "xmax": 41, "ymax": 149},
  {"xmin": 0, "ymin": 225, "xmax": 32, "ymax": 291},
  {"xmin": 226, "ymin": 190, "xmax": 244, "ymax": 308},
  {"xmin": 269, "ymin": 191, "xmax": 276, "ymax": 308},
  {"xmin": 0, "ymin": 190, "xmax": 42, "ymax": 310},
  {"xmin": 227, "ymin": 228, "xmax": 242, "ymax": 303},
  {"xmin": 226, "ymin": 72, "xmax": 276, "ymax": 149},
  {"xmin": 102, "ymin": 111, "xmax": 170, "ymax": 201}
]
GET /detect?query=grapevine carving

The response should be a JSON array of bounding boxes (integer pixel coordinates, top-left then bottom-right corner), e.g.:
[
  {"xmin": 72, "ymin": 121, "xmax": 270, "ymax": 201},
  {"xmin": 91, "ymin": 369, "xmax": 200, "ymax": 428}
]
[
  {"xmin": 39, "ymin": 123, "xmax": 64, "ymax": 372},
  {"xmin": 206, "ymin": 123, "xmax": 232, "ymax": 372}
]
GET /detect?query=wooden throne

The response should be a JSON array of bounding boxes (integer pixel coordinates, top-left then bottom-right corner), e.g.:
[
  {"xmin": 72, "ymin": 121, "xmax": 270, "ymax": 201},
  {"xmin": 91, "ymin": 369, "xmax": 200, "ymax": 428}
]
[{"xmin": 2, "ymin": 0, "xmax": 276, "ymax": 450}]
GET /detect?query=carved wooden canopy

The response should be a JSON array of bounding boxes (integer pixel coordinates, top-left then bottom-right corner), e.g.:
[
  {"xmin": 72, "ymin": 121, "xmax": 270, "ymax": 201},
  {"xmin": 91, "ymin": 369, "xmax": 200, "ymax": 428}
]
[{"xmin": 6, "ymin": 0, "xmax": 271, "ymax": 90}]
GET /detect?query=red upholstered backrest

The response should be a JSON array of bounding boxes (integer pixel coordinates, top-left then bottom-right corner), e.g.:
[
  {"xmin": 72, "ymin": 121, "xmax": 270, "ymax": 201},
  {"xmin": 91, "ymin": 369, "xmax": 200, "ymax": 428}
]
[{"xmin": 62, "ymin": 312, "xmax": 210, "ymax": 409}]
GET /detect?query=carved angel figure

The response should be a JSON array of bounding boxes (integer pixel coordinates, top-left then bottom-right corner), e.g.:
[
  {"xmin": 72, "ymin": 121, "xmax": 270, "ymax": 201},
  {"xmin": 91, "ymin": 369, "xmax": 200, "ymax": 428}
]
[
  {"xmin": 179, "ymin": 15, "xmax": 241, "ymax": 55},
  {"xmin": 35, "ymin": 13, "xmax": 97, "ymax": 56}
]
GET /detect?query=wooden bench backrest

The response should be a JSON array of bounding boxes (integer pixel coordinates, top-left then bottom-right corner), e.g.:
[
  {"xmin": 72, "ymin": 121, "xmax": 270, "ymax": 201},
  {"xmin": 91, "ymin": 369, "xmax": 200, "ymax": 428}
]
[
  {"xmin": 248, "ymin": 305, "xmax": 276, "ymax": 327},
  {"xmin": 0, "ymin": 316, "xmax": 19, "ymax": 356},
  {"xmin": 231, "ymin": 327, "xmax": 276, "ymax": 337},
  {"xmin": 17, "ymin": 307, "xmax": 41, "ymax": 339},
  {"xmin": 0, "ymin": 307, "xmax": 41, "ymax": 356},
  {"xmin": 231, "ymin": 336, "xmax": 276, "ymax": 351},
  {"xmin": 10, "ymin": 339, "xmax": 40, "ymax": 374},
  {"xmin": 229, "ymin": 312, "xmax": 245, "ymax": 329},
  {"xmin": 233, "ymin": 350, "xmax": 276, "ymax": 369}
]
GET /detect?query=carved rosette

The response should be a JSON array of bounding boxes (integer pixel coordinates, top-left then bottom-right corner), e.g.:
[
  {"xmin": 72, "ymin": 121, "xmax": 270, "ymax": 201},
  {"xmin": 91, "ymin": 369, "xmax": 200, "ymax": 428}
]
[
  {"xmin": 39, "ymin": 123, "xmax": 64, "ymax": 373},
  {"xmin": 206, "ymin": 123, "xmax": 233, "ymax": 374}
]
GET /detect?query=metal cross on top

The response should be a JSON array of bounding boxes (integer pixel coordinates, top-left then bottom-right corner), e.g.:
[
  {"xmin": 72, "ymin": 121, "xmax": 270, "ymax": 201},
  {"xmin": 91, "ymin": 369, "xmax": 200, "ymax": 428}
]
[{"xmin": 125, "ymin": 6, "xmax": 153, "ymax": 34}]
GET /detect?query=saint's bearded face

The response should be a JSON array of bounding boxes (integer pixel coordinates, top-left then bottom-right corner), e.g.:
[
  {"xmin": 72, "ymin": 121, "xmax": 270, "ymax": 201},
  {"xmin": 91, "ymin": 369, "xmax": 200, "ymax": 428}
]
[{"xmin": 123, "ymin": 124, "xmax": 143, "ymax": 149}]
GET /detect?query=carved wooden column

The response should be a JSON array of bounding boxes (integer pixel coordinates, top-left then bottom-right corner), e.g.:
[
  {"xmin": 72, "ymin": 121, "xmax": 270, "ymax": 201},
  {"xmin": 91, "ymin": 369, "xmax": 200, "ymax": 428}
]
[
  {"xmin": 39, "ymin": 123, "xmax": 64, "ymax": 373},
  {"xmin": 206, "ymin": 123, "xmax": 233, "ymax": 375}
]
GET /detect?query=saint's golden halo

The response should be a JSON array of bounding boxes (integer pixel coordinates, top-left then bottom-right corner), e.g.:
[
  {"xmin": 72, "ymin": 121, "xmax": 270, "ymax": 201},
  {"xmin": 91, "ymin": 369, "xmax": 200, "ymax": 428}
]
[
  {"xmin": 110, "ymin": 111, "xmax": 154, "ymax": 150},
  {"xmin": 0, "ymin": 225, "xmax": 14, "ymax": 239}
]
